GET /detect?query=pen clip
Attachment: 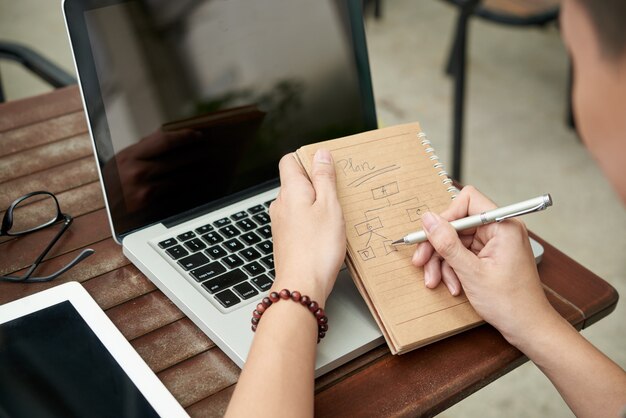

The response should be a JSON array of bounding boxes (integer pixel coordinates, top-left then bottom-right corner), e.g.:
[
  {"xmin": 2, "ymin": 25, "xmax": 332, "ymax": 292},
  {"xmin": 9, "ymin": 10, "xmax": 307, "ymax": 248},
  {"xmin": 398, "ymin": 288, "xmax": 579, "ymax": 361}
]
[{"xmin": 495, "ymin": 201, "xmax": 548, "ymax": 222}]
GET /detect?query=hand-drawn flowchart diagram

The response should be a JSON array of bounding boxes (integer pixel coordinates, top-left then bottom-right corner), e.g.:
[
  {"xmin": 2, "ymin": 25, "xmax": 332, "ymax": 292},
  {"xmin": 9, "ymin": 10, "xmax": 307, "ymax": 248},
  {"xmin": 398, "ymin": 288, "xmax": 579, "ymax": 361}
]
[{"xmin": 338, "ymin": 157, "xmax": 431, "ymax": 262}]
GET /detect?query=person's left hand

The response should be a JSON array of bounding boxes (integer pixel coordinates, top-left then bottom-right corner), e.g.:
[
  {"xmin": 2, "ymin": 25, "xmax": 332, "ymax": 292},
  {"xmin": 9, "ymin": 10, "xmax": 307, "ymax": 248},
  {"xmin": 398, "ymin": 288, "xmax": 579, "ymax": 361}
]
[{"xmin": 269, "ymin": 149, "xmax": 346, "ymax": 306}]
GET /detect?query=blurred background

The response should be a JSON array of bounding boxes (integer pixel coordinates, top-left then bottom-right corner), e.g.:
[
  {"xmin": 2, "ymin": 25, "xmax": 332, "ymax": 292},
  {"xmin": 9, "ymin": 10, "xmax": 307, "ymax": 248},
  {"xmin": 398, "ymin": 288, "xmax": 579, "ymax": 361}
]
[{"xmin": 1, "ymin": 0, "xmax": 624, "ymax": 416}]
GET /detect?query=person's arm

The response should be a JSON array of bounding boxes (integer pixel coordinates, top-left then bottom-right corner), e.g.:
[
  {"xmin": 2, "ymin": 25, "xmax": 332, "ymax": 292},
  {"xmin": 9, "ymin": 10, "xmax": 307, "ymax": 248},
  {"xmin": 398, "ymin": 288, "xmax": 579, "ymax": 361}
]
[
  {"xmin": 225, "ymin": 149, "xmax": 345, "ymax": 418},
  {"xmin": 412, "ymin": 186, "xmax": 626, "ymax": 418}
]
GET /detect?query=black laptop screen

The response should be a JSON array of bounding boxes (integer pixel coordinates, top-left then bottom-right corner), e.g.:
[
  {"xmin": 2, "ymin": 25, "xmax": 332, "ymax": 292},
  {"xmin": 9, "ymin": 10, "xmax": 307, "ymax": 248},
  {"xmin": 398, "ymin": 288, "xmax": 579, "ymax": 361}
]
[{"xmin": 65, "ymin": 0, "xmax": 376, "ymax": 238}]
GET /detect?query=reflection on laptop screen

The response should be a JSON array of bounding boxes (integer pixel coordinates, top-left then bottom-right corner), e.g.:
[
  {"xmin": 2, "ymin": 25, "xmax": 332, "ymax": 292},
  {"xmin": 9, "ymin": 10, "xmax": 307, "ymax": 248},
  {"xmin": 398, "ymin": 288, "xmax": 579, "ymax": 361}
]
[{"xmin": 70, "ymin": 0, "xmax": 375, "ymax": 237}]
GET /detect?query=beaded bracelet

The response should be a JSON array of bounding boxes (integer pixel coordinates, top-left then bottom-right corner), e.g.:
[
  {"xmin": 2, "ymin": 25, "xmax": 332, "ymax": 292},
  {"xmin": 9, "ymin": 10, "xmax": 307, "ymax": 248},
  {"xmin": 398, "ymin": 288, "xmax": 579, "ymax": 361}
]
[{"xmin": 251, "ymin": 289, "xmax": 329, "ymax": 343}]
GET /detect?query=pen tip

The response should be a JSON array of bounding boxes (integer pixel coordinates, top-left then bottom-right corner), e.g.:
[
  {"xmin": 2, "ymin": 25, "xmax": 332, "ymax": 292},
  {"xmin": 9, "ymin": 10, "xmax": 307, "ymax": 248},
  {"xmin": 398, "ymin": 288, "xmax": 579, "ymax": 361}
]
[{"xmin": 391, "ymin": 239, "xmax": 404, "ymax": 245}]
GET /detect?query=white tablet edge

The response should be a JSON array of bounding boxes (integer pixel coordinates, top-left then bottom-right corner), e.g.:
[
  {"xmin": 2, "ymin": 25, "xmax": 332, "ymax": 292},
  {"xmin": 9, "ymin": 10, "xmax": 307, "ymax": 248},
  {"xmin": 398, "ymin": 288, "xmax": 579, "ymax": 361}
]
[{"xmin": 0, "ymin": 281, "xmax": 189, "ymax": 418}]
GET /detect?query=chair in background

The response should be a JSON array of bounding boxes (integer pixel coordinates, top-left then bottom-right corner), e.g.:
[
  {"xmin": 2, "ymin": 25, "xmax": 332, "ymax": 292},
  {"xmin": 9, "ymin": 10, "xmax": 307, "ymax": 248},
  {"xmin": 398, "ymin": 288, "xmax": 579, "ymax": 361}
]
[
  {"xmin": 0, "ymin": 41, "xmax": 76, "ymax": 102},
  {"xmin": 441, "ymin": 0, "xmax": 560, "ymax": 180}
]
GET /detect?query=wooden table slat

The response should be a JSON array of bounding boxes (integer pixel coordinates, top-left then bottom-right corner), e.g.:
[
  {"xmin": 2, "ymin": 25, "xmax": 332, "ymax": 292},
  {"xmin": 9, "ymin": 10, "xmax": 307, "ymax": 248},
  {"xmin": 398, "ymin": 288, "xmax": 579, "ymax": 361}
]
[
  {"xmin": 0, "ymin": 86, "xmax": 83, "ymax": 132},
  {"xmin": 0, "ymin": 111, "xmax": 88, "ymax": 156},
  {"xmin": 131, "ymin": 317, "xmax": 215, "ymax": 373},
  {"xmin": 106, "ymin": 290, "xmax": 185, "ymax": 340},
  {"xmin": 0, "ymin": 133, "xmax": 93, "ymax": 183},
  {"xmin": 186, "ymin": 386, "xmax": 235, "ymax": 418},
  {"xmin": 82, "ymin": 264, "xmax": 156, "ymax": 310},
  {"xmin": 0, "ymin": 156, "xmax": 98, "ymax": 208},
  {"xmin": 157, "ymin": 348, "xmax": 240, "ymax": 408}
]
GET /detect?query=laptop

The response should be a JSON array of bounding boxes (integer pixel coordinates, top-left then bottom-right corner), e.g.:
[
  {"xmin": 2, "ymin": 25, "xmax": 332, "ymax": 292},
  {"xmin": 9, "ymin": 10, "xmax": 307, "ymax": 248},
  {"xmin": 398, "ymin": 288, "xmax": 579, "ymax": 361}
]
[{"xmin": 63, "ymin": 0, "xmax": 384, "ymax": 377}]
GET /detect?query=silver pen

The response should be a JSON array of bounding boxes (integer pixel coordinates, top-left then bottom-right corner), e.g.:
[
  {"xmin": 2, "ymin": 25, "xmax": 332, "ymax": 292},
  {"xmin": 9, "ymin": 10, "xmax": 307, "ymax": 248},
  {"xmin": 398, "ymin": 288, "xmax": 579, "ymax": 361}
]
[{"xmin": 391, "ymin": 194, "xmax": 553, "ymax": 245}]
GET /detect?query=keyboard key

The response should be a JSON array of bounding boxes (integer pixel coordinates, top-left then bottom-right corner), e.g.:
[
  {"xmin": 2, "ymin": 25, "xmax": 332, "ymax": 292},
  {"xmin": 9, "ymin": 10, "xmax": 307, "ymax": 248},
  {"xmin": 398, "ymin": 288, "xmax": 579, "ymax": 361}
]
[
  {"xmin": 178, "ymin": 252, "xmax": 210, "ymax": 271},
  {"xmin": 213, "ymin": 217, "xmax": 231, "ymax": 228},
  {"xmin": 195, "ymin": 224, "xmax": 214, "ymax": 234},
  {"xmin": 220, "ymin": 225, "xmax": 240, "ymax": 238},
  {"xmin": 233, "ymin": 282, "xmax": 259, "ymax": 299},
  {"xmin": 239, "ymin": 247, "xmax": 261, "ymax": 262},
  {"xmin": 184, "ymin": 238, "xmax": 207, "ymax": 252},
  {"xmin": 240, "ymin": 231, "xmax": 261, "ymax": 245},
  {"xmin": 177, "ymin": 231, "xmax": 196, "ymax": 241},
  {"xmin": 268, "ymin": 269, "xmax": 275, "ymax": 278},
  {"xmin": 243, "ymin": 261, "xmax": 265, "ymax": 276},
  {"xmin": 206, "ymin": 245, "xmax": 228, "ymax": 259},
  {"xmin": 222, "ymin": 254, "xmax": 244, "ymax": 269},
  {"xmin": 202, "ymin": 231, "xmax": 224, "ymax": 245},
  {"xmin": 257, "ymin": 226, "xmax": 272, "ymax": 239},
  {"xmin": 165, "ymin": 245, "xmax": 189, "ymax": 260},
  {"xmin": 264, "ymin": 199, "xmax": 275, "ymax": 207},
  {"xmin": 214, "ymin": 289, "xmax": 241, "ymax": 308},
  {"xmin": 236, "ymin": 218, "xmax": 256, "ymax": 232},
  {"xmin": 253, "ymin": 212, "xmax": 270, "ymax": 225},
  {"xmin": 223, "ymin": 238, "xmax": 245, "ymax": 252},
  {"xmin": 260, "ymin": 255, "xmax": 274, "ymax": 269},
  {"xmin": 256, "ymin": 240, "xmax": 273, "ymax": 255},
  {"xmin": 231, "ymin": 211, "xmax": 248, "ymax": 221},
  {"xmin": 248, "ymin": 204, "xmax": 265, "ymax": 214},
  {"xmin": 190, "ymin": 261, "xmax": 227, "ymax": 282},
  {"xmin": 251, "ymin": 274, "xmax": 273, "ymax": 291},
  {"xmin": 202, "ymin": 268, "xmax": 247, "ymax": 293},
  {"xmin": 158, "ymin": 238, "xmax": 177, "ymax": 249}
]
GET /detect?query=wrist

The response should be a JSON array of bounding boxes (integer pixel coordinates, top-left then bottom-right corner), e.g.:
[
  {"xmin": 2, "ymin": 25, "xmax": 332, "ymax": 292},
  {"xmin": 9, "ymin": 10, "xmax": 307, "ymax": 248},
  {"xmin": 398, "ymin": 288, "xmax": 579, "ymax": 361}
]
[
  {"xmin": 271, "ymin": 274, "xmax": 329, "ymax": 307},
  {"xmin": 503, "ymin": 307, "xmax": 568, "ymax": 354}
]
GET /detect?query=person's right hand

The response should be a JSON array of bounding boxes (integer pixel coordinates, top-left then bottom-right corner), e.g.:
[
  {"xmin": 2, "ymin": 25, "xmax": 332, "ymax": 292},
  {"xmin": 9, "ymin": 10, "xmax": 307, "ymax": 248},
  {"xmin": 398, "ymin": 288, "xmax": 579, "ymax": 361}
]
[{"xmin": 411, "ymin": 186, "xmax": 559, "ymax": 348}]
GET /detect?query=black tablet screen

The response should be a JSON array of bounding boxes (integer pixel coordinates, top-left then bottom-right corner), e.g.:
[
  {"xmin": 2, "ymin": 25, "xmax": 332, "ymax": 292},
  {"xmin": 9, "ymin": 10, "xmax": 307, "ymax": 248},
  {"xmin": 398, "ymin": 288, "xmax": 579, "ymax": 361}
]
[{"xmin": 0, "ymin": 301, "xmax": 159, "ymax": 418}]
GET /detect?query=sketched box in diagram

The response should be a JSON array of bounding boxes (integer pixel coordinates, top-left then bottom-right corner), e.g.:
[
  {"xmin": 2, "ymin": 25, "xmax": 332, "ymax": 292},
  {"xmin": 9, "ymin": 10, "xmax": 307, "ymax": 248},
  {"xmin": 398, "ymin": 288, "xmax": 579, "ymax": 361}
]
[
  {"xmin": 407, "ymin": 205, "xmax": 429, "ymax": 222},
  {"xmin": 371, "ymin": 182, "xmax": 399, "ymax": 200},
  {"xmin": 358, "ymin": 247, "xmax": 376, "ymax": 261},
  {"xmin": 355, "ymin": 217, "xmax": 383, "ymax": 236},
  {"xmin": 383, "ymin": 240, "xmax": 397, "ymax": 255}
]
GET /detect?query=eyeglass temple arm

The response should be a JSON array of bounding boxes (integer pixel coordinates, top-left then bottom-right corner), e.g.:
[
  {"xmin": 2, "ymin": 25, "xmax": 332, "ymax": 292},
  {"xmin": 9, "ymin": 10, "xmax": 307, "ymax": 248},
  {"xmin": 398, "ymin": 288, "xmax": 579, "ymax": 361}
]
[{"xmin": 19, "ymin": 248, "xmax": 95, "ymax": 283}]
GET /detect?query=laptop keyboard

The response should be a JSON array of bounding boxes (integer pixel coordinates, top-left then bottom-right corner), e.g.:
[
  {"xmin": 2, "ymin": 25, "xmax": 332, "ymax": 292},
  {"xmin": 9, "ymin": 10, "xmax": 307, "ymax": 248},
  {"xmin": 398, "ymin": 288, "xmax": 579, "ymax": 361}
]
[{"xmin": 156, "ymin": 200, "xmax": 275, "ymax": 310}]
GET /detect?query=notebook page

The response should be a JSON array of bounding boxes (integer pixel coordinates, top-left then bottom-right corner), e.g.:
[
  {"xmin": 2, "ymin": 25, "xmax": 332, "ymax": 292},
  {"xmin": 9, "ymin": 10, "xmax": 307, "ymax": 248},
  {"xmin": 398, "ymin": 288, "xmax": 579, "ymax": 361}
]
[{"xmin": 296, "ymin": 123, "xmax": 482, "ymax": 353}]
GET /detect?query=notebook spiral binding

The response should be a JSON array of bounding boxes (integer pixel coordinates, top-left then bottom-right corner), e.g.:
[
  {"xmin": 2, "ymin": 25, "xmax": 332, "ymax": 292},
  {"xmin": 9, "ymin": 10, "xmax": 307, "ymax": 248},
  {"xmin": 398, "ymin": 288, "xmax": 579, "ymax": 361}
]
[{"xmin": 417, "ymin": 132, "xmax": 459, "ymax": 199}]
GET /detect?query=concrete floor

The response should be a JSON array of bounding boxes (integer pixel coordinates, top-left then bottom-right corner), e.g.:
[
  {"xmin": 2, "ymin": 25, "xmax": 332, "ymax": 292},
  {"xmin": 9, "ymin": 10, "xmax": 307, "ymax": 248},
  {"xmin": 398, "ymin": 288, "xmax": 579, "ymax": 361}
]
[{"xmin": 1, "ymin": 1, "xmax": 624, "ymax": 416}]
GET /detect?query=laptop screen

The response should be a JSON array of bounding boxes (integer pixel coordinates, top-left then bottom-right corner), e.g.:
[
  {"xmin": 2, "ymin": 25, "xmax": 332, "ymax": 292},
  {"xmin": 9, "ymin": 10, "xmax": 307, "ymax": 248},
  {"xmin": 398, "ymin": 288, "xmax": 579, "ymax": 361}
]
[{"xmin": 65, "ymin": 0, "xmax": 376, "ymax": 239}]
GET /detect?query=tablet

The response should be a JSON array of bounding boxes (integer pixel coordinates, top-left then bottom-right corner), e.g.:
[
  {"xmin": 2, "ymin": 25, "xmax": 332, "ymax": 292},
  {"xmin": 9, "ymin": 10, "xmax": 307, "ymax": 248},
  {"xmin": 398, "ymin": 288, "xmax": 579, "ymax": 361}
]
[{"xmin": 0, "ymin": 282, "xmax": 189, "ymax": 418}]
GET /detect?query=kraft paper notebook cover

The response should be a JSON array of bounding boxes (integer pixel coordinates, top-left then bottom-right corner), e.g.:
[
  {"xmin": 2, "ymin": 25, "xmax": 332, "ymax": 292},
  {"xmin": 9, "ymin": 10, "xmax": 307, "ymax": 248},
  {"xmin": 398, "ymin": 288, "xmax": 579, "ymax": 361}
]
[{"xmin": 295, "ymin": 122, "xmax": 483, "ymax": 354}]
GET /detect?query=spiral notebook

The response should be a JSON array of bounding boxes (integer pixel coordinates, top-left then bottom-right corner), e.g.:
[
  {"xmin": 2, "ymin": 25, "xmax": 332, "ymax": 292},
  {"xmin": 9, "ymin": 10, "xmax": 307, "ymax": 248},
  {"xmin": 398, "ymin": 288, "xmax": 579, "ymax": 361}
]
[{"xmin": 295, "ymin": 122, "xmax": 483, "ymax": 354}]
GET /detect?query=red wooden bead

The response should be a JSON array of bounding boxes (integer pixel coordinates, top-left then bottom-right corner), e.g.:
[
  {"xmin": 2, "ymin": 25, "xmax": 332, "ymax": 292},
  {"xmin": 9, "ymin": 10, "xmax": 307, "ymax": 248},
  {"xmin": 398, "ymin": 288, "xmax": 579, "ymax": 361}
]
[
  {"xmin": 251, "ymin": 317, "xmax": 259, "ymax": 325},
  {"xmin": 291, "ymin": 291, "xmax": 301, "ymax": 302},
  {"xmin": 269, "ymin": 292, "xmax": 280, "ymax": 302},
  {"xmin": 256, "ymin": 303, "xmax": 266, "ymax": 313},
  {"xmin": 300, "ymin": 295, "xmax": 310, "ymax": 306},
  {"xmin": 314, "ymin": 308, "xmax": 325, "ymax": 319},
  {"xmin": 318, "ymin": 331, "xmax": 326, "ymax": 339},
  {"xmin": 308, "ymin": 301, "xmax": 319, "ymax": 313},
  {"xmin": 320, "ymin": 323, "xmax": 328, "ymax": 332},
  {"xmin": 318, "ymin": 316, "xmax": 328, "ymax": 325},
  {"xmin": 251, "ymin": 324, "xmax": 257, "ymax": 332},
  {"xmin": 279, "ymin": 289, "xmax": 291, "ymax": 299},
  {"xmin": 252, "ymin": 310, "xmax": 262, "ymax": 319},
  {"xmin": 262, "ymin": 297, "xmax": 272, "ymax": 308}
]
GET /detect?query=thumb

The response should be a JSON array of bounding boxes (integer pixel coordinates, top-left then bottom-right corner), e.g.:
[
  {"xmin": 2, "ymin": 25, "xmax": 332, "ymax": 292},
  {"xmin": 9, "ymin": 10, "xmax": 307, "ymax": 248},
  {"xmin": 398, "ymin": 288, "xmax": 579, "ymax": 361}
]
[
  {"xmin": 310, "ymin": 149, "xmax": 338, "ymax": 202},
  {"xmin": 422, "ymin": 212, "xmax": 477, "ymax": 275}
]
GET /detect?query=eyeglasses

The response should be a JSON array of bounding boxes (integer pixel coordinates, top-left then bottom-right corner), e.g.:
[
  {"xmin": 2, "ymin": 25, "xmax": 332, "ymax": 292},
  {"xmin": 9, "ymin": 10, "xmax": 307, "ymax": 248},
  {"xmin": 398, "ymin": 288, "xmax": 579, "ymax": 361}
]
[{"xmin": 1, "ymin": 191, "xmax": 94, "ymax": 283}]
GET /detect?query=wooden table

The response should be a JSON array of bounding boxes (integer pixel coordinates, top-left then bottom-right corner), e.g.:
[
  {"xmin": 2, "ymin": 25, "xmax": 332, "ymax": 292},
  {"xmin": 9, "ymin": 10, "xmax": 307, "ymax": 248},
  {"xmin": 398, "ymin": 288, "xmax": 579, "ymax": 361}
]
[{"xmin": 0, "ymin": 86, "xmax": 618, "ymax": 417}]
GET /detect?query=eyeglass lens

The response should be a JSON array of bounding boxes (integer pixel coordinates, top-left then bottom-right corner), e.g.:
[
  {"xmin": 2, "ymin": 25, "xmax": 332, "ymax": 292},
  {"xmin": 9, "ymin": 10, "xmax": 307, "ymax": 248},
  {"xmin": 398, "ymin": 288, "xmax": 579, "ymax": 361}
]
[{"xmin": 6, "ymin": 193, "xmax": 60, "ymax": 235}]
